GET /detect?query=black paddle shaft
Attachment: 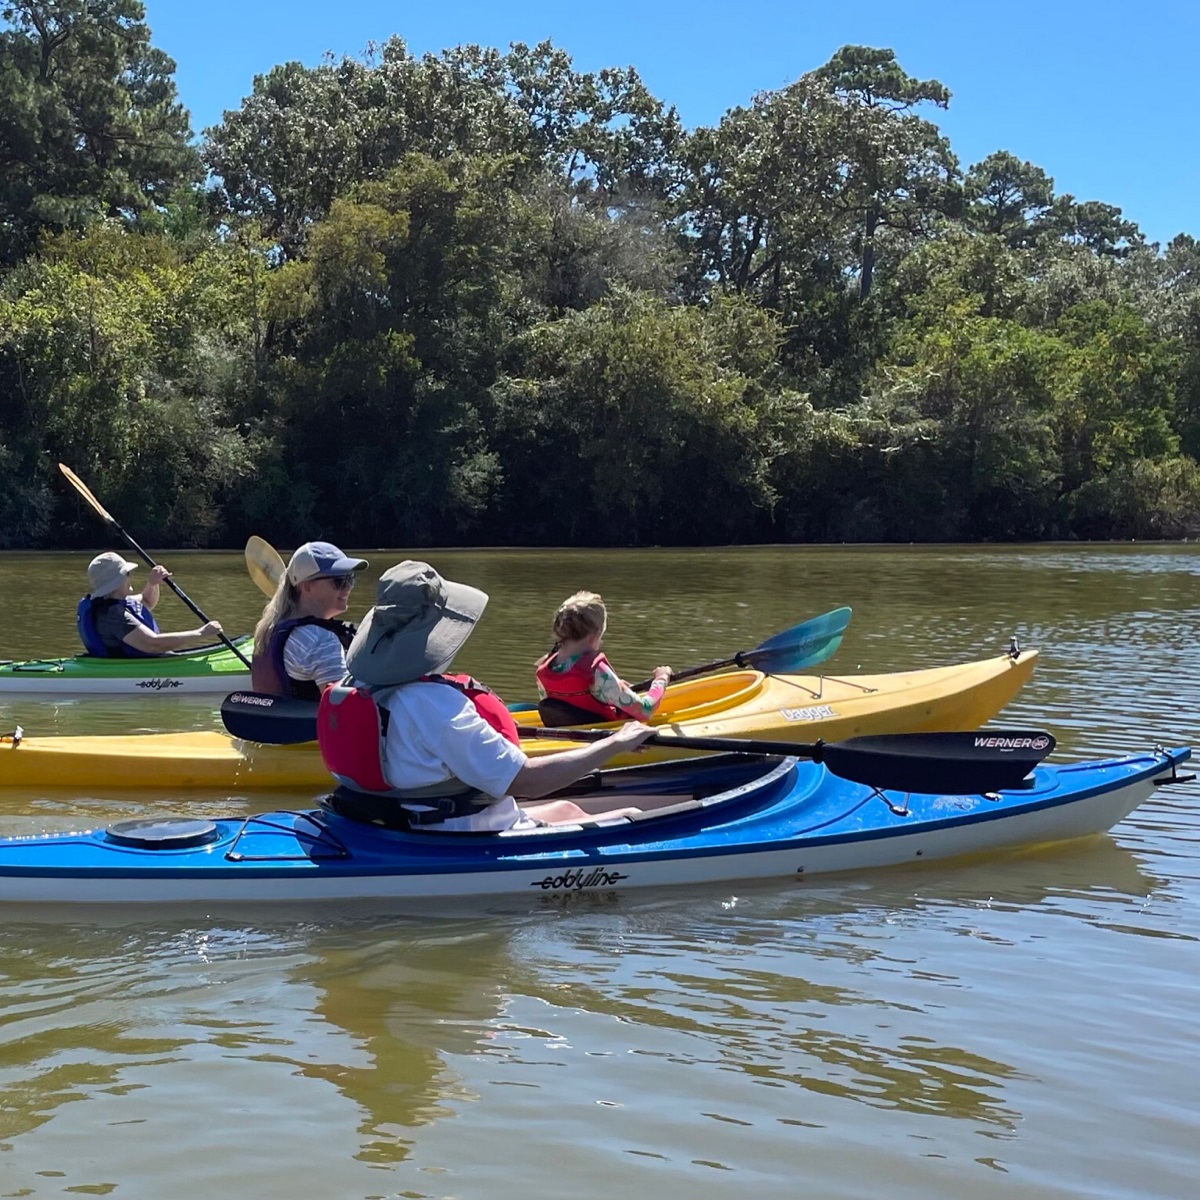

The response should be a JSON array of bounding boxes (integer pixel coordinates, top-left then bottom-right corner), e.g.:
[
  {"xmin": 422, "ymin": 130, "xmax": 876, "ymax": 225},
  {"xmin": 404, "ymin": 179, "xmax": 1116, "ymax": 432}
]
[
  {"xmin": 524, "ymin": 728, "xmax": 1057, "ymax": 795},
  {"xmin": 99, "ymin": 516, "xmax": 251, "ymax": 669},
  {"xmin": 219, "ymin": 690, "xmax": 1055, "ymax": 795}
]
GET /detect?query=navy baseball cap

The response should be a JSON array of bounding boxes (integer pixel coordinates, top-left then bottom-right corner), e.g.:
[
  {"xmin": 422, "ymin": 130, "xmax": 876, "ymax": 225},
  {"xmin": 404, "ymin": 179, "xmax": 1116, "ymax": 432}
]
[{"xmin": 286, "ymin": 541, "xmax": 368, "ymax": 584}]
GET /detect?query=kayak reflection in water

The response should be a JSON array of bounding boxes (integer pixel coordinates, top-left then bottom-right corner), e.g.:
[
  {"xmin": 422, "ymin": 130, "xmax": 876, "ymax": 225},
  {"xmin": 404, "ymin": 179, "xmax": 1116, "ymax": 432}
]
[
  {"xmin": 78, "ymin": 551, "xmax": 223, "ymax": 658},
  {"xmin": 323, "ymin": 561, "xmax": 656, "ymax": 832}
]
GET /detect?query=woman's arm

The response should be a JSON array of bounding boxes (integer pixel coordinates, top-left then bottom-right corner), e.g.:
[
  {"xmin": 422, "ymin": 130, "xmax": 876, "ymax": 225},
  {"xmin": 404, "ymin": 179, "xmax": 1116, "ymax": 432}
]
[
  {"xmin": 122, "ymin": 621, "xmax": 222, "ymax": 654},
  {"xmin": 140, "ymin": 564, "xmax": 171, "ymax": 611}
]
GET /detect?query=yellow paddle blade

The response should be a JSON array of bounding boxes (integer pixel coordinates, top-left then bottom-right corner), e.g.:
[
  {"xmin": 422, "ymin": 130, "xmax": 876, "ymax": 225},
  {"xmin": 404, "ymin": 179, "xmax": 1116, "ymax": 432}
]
[
  {"xmin": 245, "ymin": 536, "xmax": 286, "ymax": 597},
  {"xmin": 58, "ymin": 463, "xmax": 114, "ymax": 524}
]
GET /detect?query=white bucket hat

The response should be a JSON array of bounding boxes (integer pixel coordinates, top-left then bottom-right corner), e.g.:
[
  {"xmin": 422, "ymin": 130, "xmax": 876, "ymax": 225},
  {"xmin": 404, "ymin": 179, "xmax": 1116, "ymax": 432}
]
[{"xmin": 87, "ymin": 551, "xmax": 138, "ymax": 598}]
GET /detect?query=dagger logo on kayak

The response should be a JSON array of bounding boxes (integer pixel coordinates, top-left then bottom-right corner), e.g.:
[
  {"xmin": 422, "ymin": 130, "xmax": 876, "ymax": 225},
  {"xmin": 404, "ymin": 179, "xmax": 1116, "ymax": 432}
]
[
  {"xmin": 780, "ymin": 705, "xmax": 837, "ymax": 722},
  {"xmin": 532, "ymin": 867, "xmax": 629, "ymax": 891},
  {"xmin": 136, "ymin": 678, "xmax": 184, "ymax": 689}
]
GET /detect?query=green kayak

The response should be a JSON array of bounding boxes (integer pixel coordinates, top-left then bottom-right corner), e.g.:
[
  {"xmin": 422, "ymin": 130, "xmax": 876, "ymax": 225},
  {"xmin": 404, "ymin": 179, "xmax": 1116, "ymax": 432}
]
[{"xmin": 0, "ymin": 637, "xmax": 251, "ymax": 696}]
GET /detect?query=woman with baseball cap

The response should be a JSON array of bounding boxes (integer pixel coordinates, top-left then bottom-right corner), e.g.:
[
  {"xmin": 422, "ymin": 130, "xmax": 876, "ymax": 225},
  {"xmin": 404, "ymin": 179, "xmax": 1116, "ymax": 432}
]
[
  {"xmin": 79, "ymin": 551, "xmax": 224, "ymax": 657},
  {"xmin": 250, "ymin": 541, "xmax": 369, "ymax": 698}
]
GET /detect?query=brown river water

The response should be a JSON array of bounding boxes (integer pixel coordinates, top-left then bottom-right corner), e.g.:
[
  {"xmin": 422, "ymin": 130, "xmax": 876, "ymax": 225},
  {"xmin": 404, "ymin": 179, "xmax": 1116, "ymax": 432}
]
[{"xmin": 0, "ymin": 543, "xmax": 1195, "ymax": 1199}]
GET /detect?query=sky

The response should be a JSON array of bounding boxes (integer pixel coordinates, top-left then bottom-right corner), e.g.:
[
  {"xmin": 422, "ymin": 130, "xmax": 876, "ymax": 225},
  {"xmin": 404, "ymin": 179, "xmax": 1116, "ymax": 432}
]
[{"xmin": 146, "ymin": 0, "xmax": 1198, "ymax": 247}]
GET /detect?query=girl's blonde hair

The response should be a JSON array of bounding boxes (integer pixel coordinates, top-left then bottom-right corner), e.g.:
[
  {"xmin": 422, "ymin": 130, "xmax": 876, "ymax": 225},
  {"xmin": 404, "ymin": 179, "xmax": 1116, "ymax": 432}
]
[
  {"xmin": 551, "ymin": 591, "xmax": 607, "ymax": 643},
  {"xmin": 253, "ymin": 576, "xmax": 305, "ymax": 659}
]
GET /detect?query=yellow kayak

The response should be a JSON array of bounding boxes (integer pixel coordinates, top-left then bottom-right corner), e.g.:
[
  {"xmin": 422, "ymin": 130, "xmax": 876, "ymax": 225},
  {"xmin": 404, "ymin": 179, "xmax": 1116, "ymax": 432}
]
[{"xmin": 0, "ymin": 651, "xmax": 1036, "ymax": 791}]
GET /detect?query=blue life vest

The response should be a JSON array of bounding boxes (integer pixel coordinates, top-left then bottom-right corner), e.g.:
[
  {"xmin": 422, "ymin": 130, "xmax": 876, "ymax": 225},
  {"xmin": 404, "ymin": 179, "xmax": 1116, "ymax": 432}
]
[{"xmin": 76, "ymin": 596, "xmax": 161, "ymax": 658}]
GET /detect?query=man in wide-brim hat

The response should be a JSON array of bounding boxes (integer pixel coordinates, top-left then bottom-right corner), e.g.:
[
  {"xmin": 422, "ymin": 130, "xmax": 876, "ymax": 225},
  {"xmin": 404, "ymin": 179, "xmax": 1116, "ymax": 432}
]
[{"xmin": 339, "ymin": 561, "xmax": 656, "ymax": 831}]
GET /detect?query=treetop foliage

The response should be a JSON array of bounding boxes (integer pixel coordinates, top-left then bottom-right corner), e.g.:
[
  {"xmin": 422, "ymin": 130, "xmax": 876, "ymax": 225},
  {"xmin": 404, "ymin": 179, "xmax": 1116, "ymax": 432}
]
[{"xmin": 1, "ymin": 2, "xmax": 1197, "ymax": 547}]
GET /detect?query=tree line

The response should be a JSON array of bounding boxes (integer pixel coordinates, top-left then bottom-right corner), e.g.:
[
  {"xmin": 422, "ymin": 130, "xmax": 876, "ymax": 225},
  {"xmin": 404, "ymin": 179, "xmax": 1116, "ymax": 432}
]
[{"xmin": 2, "ymin": 0, "xmax": 1198, "ymax": 548}]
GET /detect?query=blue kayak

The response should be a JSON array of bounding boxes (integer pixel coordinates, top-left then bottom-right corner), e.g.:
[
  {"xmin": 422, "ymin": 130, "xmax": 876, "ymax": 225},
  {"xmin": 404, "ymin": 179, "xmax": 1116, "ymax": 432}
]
[{"xmin": 0, "ymin": 747, "xmax": 1188, "ymax": 905}]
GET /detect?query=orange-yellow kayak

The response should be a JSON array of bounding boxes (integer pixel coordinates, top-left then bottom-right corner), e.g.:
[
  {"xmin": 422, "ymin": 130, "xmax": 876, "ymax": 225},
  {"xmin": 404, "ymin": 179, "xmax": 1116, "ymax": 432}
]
[{"xmin": 0, "ymin": 651, "xmax": 1036, "ymax": 791}]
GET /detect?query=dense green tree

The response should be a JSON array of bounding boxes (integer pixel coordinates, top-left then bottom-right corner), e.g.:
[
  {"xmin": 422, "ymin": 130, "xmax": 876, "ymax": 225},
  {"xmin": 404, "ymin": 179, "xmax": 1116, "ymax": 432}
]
[
  {"xmin": 489, "ymin": 289, "xmax": 812, "ymax": 543},
  {"xmin": 0, "ymin": 221, "xmax": 257, "ymax": 544},
  {"xmin": 0, "ymin": 0, "xmax": 197, "ymax": 265},
  {"xmin": 814, "ymin": 46, "xmax": 959, "ymax": 299},
  {"xmin": 963, "ymin": 151, "xmax": 1055, "ymax": 247},
  {"xmin": 204, "ymin": 38, "xmax": 682, "ymax": 260},
  {"xmin": 252, "ymin": 154, "xmax": 528, "ymax": 542}
]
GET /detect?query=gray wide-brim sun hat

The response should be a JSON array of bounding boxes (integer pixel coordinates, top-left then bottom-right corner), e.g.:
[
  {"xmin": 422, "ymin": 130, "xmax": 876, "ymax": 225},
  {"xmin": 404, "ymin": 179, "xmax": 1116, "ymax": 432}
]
[{"xmin": 346, "ymin": 561, "xmax": 489, "ymax": 687}]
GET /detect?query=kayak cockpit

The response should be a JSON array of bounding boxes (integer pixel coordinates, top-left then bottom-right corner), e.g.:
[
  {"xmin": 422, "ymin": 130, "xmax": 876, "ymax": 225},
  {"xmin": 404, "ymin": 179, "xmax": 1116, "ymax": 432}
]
[{"xmin": 318, "ymin": 753, "xmax": 798, "ymax": 840}]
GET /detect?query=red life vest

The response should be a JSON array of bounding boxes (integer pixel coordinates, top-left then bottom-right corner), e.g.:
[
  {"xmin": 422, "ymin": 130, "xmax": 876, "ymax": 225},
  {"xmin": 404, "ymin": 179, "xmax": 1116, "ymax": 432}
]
[
  {"xmin": 317, "ymin": 673, "xmax": 520, "ymax": 795},
  {"xmin": 535, "ymin": 650, "xmax": 621, "ymax": 722}
]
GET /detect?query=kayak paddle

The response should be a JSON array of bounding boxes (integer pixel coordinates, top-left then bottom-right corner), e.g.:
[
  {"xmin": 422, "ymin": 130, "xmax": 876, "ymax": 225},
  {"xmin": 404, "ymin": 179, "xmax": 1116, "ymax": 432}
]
[
  {"xmin": 246, "ymin": 535, "xmax": 286, "ymax": 597},
  {"xmin": 218, "ymin": 690, "xmax": 1054, "ymax": 794},
  {"xmin": 525, "ymin": 727, "xmax": 1057, "ymax": 795},
  {"xmin": 58, "ymin": 463, "xmax": 251, "ymax": 670},
  {"xmin": 629, "ymin": 606, "xmax": 852, "ymax": 690},
  {"xmin": 222, "ymin": 691, "xmax": 318, "ymax": 743}
]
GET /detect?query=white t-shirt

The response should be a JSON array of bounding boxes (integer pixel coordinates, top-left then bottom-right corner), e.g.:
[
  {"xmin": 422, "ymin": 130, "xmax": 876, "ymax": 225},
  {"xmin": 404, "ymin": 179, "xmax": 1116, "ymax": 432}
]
[
  {"xmin": 380, "ymin": 681, "xmax": 530, "ymax": 832},
  {"xmin": 282, "ymin": 623, "xmax": 348, "ymax": 688}
]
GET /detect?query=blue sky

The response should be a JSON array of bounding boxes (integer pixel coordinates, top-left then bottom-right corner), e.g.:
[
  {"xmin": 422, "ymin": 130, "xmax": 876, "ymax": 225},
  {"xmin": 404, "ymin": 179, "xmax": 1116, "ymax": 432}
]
[{"xmin": 148, "ymin": 0, "xmax": 1197, "ymax": 246}]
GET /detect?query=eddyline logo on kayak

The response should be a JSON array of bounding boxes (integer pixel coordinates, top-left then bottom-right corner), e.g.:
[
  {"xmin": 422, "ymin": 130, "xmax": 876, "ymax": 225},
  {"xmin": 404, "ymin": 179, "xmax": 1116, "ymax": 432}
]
[
  {"xmin": 135, "ymin": 678, "xmax": 183, "ymax": 690},
  {"xmin": 532, "ymin": 868, "xmax": 629, "ymax": 891},
  {"xmin": 974, "ymin": 735, "xmax": 1052, "ymax": 750}
]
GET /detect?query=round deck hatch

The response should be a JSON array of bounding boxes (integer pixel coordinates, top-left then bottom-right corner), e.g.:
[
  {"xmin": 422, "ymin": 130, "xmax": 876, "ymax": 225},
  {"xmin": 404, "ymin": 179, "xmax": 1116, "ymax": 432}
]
[{"xmin": 105, "ymin": 818, "xmax": 220, "ymax": 849}]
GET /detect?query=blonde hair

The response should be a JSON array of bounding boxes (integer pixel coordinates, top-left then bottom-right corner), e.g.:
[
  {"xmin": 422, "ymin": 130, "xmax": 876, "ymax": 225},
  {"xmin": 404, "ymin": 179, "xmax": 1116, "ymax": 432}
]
[
  {"xmin": 253, "ymin": 576, "xmax": 305, "ymax": 659},
  {"xmin": 552, "ymin": 591, "xmax": 607, "ymax": 642}
]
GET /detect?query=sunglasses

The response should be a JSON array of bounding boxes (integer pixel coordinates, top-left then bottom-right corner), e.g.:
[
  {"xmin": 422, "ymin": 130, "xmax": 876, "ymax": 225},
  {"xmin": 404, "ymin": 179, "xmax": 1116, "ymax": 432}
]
[{"xmin": 320, "ymin": 573, "xmax": 357, "ymax": 589}]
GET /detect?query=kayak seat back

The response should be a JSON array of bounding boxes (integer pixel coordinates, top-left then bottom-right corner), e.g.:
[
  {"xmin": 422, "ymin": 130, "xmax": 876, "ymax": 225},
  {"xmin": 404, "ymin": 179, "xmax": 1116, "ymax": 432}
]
[
  {"xmin": 537, "ymin": 697, "xmax": 606, "ymax": 727},
  {"xmin": 321, "ymin": 787, "xmax": 495, "ymax": 829}
]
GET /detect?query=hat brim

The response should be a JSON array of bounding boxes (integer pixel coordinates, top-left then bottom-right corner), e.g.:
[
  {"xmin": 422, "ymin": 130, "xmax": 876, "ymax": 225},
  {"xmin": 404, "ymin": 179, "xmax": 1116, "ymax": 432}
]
[
  {"xmin": 346, "ymin": 578, "xmax": 488, "ymax": 686},
  {"xmin": 288, "ymin": 556, "xmax": 369, "ymax": 585},
  {"xmin": 89, "ymin": 562, "xmax": 138, "ymax": 598}
]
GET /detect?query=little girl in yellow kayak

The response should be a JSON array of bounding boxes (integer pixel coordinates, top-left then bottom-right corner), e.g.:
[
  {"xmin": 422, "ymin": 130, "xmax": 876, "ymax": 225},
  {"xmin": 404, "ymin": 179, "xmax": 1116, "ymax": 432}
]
[{"xmin": 535, "ymin": 591, "xmax": 672, "ymax": 726}]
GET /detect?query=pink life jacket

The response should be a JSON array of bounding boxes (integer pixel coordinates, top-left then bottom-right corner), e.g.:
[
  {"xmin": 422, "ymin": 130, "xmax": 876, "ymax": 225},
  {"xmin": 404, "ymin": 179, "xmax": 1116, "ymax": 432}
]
[
  {"xmin": 535, "ymin": 649, "xmax": 621, "ymax": 722},
  {"xmin": 317, "ymin": 674, "xmax": 520, "ymax": 795}
]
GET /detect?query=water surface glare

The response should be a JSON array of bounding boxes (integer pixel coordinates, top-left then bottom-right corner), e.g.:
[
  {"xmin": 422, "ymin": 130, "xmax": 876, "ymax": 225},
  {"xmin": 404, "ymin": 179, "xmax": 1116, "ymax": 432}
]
[{"xmin": 0, "ymin": 544, "xmax": 1196, "ymax": 1198}]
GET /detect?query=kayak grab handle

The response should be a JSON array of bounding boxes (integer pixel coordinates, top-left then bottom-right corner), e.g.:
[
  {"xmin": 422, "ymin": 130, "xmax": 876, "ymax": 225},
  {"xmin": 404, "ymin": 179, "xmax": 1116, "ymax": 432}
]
[
  {"xmin": 11, "ymin": 660, "xmax": 65, "ymax": 673},
  {"xmin": 1152, "ymin": 750, "xmax": 1196, "ymax": 786}
]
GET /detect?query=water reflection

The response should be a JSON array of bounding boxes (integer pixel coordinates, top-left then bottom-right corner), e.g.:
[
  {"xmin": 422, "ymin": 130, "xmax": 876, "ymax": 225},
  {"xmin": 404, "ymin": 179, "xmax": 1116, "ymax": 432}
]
[
  {"xmin": 0, "ymin": 829, "xmax": 1162, "ymax": 1171},
  {"xmin": 0, "ymin": 545, "xmax": 1197, "ymax": 1197}
]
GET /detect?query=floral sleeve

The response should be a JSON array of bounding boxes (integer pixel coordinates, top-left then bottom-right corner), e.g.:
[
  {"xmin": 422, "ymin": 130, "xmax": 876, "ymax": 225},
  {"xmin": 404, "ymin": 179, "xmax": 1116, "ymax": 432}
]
[{"xmin": 591, "ymin": 659, "xmax": 667, "ymax": 720}]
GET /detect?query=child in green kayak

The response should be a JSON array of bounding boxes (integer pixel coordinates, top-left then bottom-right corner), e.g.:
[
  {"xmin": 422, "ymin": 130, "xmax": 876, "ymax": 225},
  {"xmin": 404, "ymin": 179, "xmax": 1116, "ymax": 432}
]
[{"xmin": 535, "ymin": 591, "xmax": 672, "ymax": 726}]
